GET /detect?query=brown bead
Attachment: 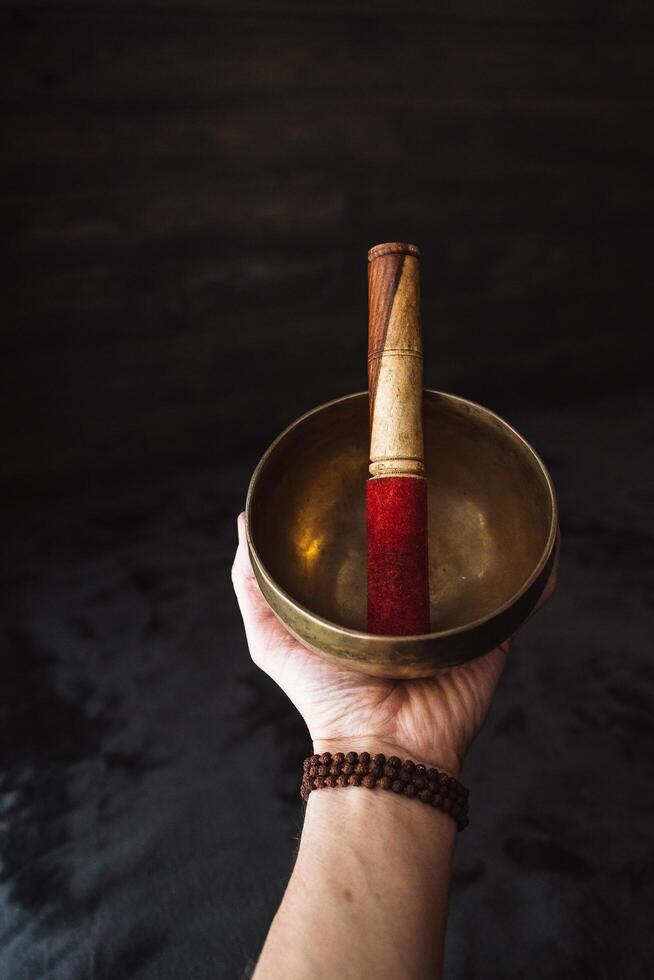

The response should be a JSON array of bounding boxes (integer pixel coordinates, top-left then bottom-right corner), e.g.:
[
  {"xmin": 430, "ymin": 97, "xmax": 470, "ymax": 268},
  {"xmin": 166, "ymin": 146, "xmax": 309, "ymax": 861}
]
[
  {"xmin": 380, "ymin": 775, "xmax": 393, "ymax": 790},
  {"xmin": 336, "ymin": 774, "xmax": 349, "ymax": 788},
  {"xmin": 320, "ymin": 752, "xmax": 332, "ymax": 765},
  {"xmin": 403, "ymin": 783, "xmax": 417, "ymax": 798},
  {"xmin": 309, "ymin": 766, "xmax": 318, "ymax": 778},
  {"xmin": 371, "ymin": 764, "xmax": 384, "ymax": 779},
  {"xmin": 426, "ymin": 780, "xmax": 438, "ymax": 793},
  {"xmin": 341, "ymin": 762, "xmax": 354, "ymax": 775},
  {"xmin": 451, "ymin": 802, "xmax": 461, "ymax": 818},
  {"xmin": 442, "ymin": 798, "xmax": 452, "ymax": 812},
  {"xmin": 426, "ymin": 768, "xmax": 439, "ymax": 781},
  {"xmin": 325, "ymin": 775, "xmax": 337, "ymax": 788},
  {"xmin": 317, "ymin": 765, "xmax": 329, "ymax": 777},
  {"xmin": 431, "ymin": 794, "xmax": 442, "ymax": 807},
  {"xmin": 402, "ymin": 760, "xmax": 415, "ymax": 774},
  {"xmin": 355, "ymin": 760, "xmax": 370, "ymax": 774},
  {"xmin": 419, "ymin": 789, "xmax": 432, "ymax": 804},
  {"xmin": 303, "ymin": 758, "xmax": 311, "ymax": 770},
  {"xmin": 362, "ymin": 773, "xmax": 376, "ymax": 788},
  {"xmin": 314, "ymin": 776, "xmax": 326, "ymax": 789},
  {"xmin": 391, "ymin": 780, "xmax": 403, "ymax": 793},
  {"xmin": 346, "ymin": 751, "xmax": 358, "ymax": 764},
  {"xmin": 387, "ymin": 756, "xmax": 401, "ymax": 768},
  {"xmin": 438, "ymin": 772, "xmax": 449, "ymax": 785},
  {"xmin": 373, "ymin": 753, "xmax": 386, "ymax": 766},
  {"xmin": 310, "ymin": 754, "xmax": 321, "ymax": 767},
  {"xmin": 329, "ymin": 762, "xmax": 342, "ymax": 776},
  {"xmin": 447, "ymin": 776, "xmax": 458, "ymax": 790},
  {"xmin": 384, "ymin": 763, "xmax": 398, "ymax": 777},
  {"xmin": 359, "ymin": 752, "xmax": 371, "ymax": 765},
  {"xmin": 413, "ymin": 777, "xmax": 426, "ymax": 791},
  {"xmin": 400, "ymin": 769, "xmax": 412, "ymax": 783},
  {"xmin": 333, "ymin": 752, "xmax": 346, "ymax": 764},
  {"xmin": 414, "ymin": 764, "xmax": 426, "ymax": 777},
  {"xmin": 348, "ymin": 773, "xmax": 362, "ymax": 786}
]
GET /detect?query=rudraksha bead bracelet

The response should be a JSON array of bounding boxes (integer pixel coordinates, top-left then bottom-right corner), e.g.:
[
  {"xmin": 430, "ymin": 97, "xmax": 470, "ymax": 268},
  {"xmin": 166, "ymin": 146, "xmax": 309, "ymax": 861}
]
[{"xmin": 300, "ymin": 751, "xmax": 469, "ymax": 832}]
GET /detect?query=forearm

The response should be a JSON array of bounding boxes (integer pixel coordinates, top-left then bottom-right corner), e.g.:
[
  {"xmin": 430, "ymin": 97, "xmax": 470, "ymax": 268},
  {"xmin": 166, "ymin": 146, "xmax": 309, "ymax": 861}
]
[{"xmin": 252, "ymin": 780, "xmax": 457, "ymax": 979}]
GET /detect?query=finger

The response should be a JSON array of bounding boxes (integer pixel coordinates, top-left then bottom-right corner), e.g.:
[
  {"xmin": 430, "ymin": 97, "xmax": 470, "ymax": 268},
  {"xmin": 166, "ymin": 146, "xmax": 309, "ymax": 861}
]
[
  {"xmin": 230, "ymin": 513, "xmax": 318, "ymax": 683},
  {"xmin": 231, "ymin": 512, "xmax": 277, "ymax": 635},
  {"xmin": 232, "ymin": 513, "xmax": 286, "ymax": 638},
  {"xmin": 231, "ymin": 512, "xmax": 279, "ymax": 629},
  {"xmin": 231, "ymin": 511, "xmax": 257, "ymax": 587}
]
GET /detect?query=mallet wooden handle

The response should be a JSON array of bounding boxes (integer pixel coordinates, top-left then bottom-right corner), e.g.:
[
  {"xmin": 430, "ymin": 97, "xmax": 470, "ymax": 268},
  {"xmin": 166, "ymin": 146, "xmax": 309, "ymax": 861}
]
[
  {"xmin": 368, "ymin": 242, "xmax": 425, "ymax": 478},
  {"xmin": 366, "ymin": 241, "xmax": 430, "ymax": 635}
]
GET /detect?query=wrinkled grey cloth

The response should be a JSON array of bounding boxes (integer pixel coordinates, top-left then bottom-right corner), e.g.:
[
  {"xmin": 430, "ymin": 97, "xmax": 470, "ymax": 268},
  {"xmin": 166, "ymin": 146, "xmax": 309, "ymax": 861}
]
[{"xmin": 1, "ymin": 391, "xmax": 652, "ymax": 979}]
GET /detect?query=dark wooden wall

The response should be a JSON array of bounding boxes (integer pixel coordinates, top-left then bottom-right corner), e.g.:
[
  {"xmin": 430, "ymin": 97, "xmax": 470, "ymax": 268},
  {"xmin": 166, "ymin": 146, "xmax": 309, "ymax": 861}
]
[
  {"xmin": 3, "ymin": 2, "xmax": 653, "ymax": 503},
  {"xmin": 2, "ymin": 9, "xmax": 654, "ymax": 977}
]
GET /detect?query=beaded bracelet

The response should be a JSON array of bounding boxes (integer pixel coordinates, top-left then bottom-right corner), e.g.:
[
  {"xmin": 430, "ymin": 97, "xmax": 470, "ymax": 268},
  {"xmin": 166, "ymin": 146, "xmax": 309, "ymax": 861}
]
[{"xmin": 300, "ymin": 751, "xmax": 469, "ymax": 832}]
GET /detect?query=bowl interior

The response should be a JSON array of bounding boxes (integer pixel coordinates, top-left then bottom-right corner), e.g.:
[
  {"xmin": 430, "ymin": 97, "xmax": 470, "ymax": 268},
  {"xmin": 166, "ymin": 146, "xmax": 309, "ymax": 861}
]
[{"xmin": 249, "ymin": 391, "xmax": 554, "ymax": 634}]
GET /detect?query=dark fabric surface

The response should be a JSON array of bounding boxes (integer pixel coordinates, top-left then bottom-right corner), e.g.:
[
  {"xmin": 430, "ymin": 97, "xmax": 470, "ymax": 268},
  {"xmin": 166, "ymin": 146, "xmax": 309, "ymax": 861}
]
[
  {"xmin": 2, "ymin": 1, "xmax": 654, "ymax": 977},
  {"xmin": 3, "ymin": 390, "xmax": 653, "ymax": 978}
]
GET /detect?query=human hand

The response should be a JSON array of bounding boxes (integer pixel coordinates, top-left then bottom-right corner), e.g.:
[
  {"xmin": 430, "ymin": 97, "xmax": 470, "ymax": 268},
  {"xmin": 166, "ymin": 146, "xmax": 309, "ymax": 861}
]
[{"xmin": 232, "ymin": 512, "xmax": 559, "ymax": 777}]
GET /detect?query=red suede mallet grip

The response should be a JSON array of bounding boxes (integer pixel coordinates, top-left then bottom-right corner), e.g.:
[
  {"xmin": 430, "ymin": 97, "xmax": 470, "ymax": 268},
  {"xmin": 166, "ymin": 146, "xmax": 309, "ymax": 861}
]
[{"xmin": 367, "ymin": 243, "xmax": 431, "ymax": 635}]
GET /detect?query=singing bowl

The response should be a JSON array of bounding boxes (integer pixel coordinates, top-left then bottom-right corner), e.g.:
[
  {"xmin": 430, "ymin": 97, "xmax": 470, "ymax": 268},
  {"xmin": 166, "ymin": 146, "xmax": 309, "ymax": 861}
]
[{"xmin": 245, "ymin": 390, "xmax": 557, "ymax": 679}]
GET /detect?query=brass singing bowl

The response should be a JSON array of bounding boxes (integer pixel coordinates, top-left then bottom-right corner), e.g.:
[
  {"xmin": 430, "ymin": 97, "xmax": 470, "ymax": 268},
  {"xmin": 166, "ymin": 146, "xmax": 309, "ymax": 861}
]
[{"xmin": 245, "ymin": 390, "xmax": 557, "ymax": 679}]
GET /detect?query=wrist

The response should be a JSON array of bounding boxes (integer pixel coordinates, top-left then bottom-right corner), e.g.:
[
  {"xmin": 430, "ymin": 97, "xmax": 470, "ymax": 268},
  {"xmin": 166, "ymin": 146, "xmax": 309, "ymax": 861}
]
[
  {"xmin": 311, "ymin": 735, "xmax": 462, "ymax": 778},
  {"xmin": 265, "ymin": 783, "xmax": 456, "ymax": 980},
  {"xmin": 304, "ymin": 776, "xmax": 457, "ymax": 851}
]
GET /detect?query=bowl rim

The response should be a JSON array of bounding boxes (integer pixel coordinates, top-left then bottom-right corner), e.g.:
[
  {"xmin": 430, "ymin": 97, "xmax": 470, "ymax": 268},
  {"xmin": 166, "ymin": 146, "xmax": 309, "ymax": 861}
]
[{"xmin": 245, "ymin": 388, "xmax": 558, "ymax": 642}]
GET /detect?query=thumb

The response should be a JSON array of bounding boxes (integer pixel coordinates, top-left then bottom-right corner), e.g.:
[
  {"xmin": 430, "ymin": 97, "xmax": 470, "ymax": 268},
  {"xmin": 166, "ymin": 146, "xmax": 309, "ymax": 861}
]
[
  {"xmin": 231, "ymin": 512, "xmax": 319, "ymax": 687},
  {"xmin": 231, "ymin": 511, "xmax": 277, "ymax": 656}
]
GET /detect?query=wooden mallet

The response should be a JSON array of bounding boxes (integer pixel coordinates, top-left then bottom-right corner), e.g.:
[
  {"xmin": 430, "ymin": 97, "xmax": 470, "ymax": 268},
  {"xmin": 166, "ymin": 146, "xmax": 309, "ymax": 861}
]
[{"xmin": 366, "ymin": 242, "xmax": 431, "ymax": 635}]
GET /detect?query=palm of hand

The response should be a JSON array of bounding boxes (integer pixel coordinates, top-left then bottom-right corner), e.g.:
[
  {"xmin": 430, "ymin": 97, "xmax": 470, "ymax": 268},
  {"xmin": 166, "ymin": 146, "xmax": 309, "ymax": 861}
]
[
  {"xmin": 232, "ymin": 513, "xmax": 545, "ymax": 775},
  {"xmin": 292, "ymin": 642, "xmax": 511, "ymax": 774}
]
